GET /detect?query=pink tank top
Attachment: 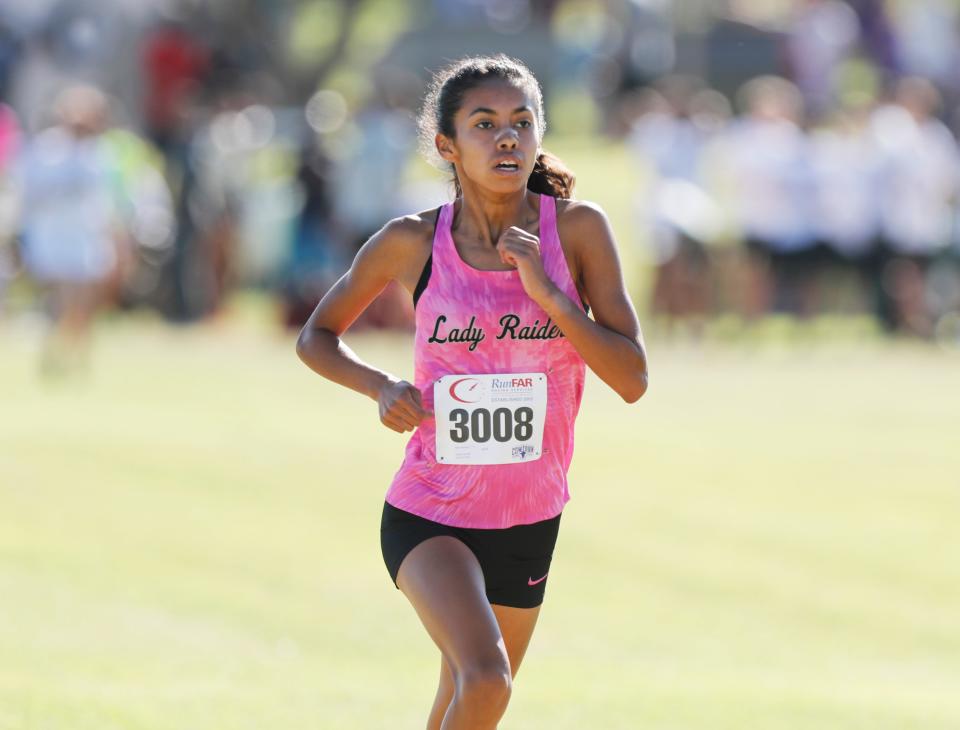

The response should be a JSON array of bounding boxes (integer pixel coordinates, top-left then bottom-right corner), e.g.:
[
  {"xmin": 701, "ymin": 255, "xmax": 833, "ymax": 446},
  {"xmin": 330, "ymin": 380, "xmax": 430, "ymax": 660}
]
[{"xmin": 385, "ymin": 194, "xmax": 586, "ymax": 528}]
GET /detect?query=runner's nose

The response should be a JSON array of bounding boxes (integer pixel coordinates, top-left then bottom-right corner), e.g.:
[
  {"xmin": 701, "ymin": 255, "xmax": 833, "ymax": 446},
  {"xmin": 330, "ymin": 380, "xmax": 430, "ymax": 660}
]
[{"xmin": 496, "ymin": 131, "xmax": 518, "ymax": 150}]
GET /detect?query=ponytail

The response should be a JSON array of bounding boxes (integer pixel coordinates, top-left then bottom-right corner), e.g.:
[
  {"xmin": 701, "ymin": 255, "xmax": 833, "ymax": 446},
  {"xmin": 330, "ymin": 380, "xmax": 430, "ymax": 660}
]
[{"xmin": 527, "ymin": 149, "xmax": 575, "ymax": 199}]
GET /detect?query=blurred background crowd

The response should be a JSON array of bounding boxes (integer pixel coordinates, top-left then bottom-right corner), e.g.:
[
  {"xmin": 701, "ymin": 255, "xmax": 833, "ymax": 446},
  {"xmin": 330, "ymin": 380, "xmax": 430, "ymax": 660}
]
[{"xmin": 1, "ymin": 0, "xmax": 960, "ymax": 373}]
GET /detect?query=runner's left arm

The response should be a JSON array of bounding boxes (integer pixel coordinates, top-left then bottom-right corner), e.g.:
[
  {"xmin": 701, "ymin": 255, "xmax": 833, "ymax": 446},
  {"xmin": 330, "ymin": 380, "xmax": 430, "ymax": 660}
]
[{"xmin": 499, "ymin": 201, "xmax": 647, "ymax": 402}]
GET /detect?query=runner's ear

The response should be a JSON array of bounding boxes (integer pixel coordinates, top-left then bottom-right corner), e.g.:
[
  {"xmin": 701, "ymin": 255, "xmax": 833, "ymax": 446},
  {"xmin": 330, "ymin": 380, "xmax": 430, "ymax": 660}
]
[{"xmin": 435, "ymin": 133, "xmax": 456, "ymax": 162}]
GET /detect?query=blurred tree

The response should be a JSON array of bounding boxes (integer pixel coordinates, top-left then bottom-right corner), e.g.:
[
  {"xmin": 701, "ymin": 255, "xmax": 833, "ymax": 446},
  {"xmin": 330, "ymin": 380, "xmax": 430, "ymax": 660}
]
[{"xmin": 287, "ymin": 0, "xmax": 366, "ymax": 101}]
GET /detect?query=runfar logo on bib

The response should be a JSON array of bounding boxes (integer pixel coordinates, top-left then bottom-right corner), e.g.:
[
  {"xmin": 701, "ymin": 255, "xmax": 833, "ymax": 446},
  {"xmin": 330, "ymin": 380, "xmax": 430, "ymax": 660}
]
[
  {"xmin": 493, "ymin": 377, "xmax": 534, "ymax": 389},
  {"xmin": 449, "ymin": 377, "xmax": 483, "ymax": 403}
]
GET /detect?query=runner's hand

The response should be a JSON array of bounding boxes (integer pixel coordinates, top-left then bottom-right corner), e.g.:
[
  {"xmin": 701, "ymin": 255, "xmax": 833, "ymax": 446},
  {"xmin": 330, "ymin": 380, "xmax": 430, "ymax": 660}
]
[
  {"xmin": 377, "ymin": 379, "xmax": 431, "ymax": 433},
  {"xmin": 497, "ymin": 226, "xmax": 557, "ymax": 304}
]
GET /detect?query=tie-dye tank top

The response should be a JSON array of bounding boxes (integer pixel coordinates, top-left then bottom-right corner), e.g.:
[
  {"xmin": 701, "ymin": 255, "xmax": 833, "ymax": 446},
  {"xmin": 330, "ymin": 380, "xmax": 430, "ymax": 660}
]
[{"xmin": 385, "ymin": 194, "xmax": 586, "ymax": 529}]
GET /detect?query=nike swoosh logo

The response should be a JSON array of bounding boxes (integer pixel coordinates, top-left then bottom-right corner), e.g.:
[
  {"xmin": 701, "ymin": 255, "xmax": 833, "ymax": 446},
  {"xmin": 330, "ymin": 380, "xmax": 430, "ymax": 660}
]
[{"xmin": 528, "ymin": 573, "xmax": 548, "ymax": 586}]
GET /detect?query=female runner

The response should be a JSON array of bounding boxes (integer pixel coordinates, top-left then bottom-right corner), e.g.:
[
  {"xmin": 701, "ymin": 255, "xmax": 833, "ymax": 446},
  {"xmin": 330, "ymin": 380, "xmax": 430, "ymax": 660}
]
[{"xmin": 297, "ymin": 55, "xmax": 647, "ymax": 730}]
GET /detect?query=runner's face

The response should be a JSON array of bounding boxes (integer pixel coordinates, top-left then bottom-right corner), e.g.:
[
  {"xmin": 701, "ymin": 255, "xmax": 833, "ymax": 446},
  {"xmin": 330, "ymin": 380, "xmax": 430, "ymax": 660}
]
[{"xmin": 438, "ymin": 79, "xmax": 540, "ymax": 193}]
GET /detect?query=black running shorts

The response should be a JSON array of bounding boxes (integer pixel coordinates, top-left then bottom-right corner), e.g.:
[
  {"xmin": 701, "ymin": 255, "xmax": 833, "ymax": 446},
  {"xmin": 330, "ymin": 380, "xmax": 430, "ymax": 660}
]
[{"xmin": 380, "ymin": 501, "xmax": 562, "ymax": 609}]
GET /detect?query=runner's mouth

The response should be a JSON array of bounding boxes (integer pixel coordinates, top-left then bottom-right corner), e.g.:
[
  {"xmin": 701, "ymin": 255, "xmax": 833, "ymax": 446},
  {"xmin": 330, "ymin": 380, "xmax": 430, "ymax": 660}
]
[{"xmin": 493, "ymin": 160, "xmax": 521, "ymax": 172}]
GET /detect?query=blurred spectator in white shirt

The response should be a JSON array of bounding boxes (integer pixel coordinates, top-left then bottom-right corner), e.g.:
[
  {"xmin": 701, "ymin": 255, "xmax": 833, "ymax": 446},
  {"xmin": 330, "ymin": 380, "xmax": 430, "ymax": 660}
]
[
  {"xmin": 810, "ymin": 105, "xmax": 880, "ymax": 261},
  {"xmin": 628, "ymin": 76, "xmax": 728, "ymax": 334},
  {"xmin": 869, "ymin": 77, "xmax": 960, "ymax": 334},
  {"xmin": 808, "ymin": 100, "xmax": 882, "ymax": 312},
  {"xmin": 871, "ymin": 79, "xmax": 959, "ymax": 258},
  {"xmin": 721, "ymin": 76, "xmax": 818, "ymax": 317},
  {"xmin": 16, "ymin": 85, "xmax": 121, "ymax": 375}
]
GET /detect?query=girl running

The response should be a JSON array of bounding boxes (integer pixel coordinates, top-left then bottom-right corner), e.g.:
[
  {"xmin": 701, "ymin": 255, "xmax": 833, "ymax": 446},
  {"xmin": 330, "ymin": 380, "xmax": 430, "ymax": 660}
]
[{"xmin": 297, "ymin": 55, "xmax": 647, "ymax": 729}]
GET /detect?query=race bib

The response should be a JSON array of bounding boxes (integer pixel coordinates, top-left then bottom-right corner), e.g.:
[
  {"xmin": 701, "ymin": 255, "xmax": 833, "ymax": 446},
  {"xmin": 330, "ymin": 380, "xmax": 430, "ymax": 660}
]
[{"xmin": 434, "ymin": 373, "xmax": 547, "ymax": 465}]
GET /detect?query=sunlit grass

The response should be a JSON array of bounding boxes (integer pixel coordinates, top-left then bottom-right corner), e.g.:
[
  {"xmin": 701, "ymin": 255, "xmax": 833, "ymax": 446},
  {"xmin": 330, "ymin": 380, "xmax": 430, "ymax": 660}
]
[{"xmin": 1, "ymin": 312, "xmax": 958, "ymax": 729}]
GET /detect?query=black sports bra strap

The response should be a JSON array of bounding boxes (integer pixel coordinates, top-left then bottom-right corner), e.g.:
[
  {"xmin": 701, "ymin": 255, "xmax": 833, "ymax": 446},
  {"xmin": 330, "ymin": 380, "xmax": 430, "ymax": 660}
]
[{"xmin": 412, "ymin": 207, "xmax": 441, "ymax": 309}]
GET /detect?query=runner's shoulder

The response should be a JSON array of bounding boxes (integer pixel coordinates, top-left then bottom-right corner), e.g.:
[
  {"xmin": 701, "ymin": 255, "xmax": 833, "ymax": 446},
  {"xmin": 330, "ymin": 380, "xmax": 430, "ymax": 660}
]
[
  {"xmin": 554, "ymin": 198, "xmax": 614, "ymax": 253},
  {"xmin": 555, "ymin": 198, "xmax": 608, "ymax": 228},
  {"xmin": 363, "ymin": 208, "xmax": 439, "ymax": 262},
  {"xmin": 379, "ymin": 208, "xmax": 440, "ymax": 248}
]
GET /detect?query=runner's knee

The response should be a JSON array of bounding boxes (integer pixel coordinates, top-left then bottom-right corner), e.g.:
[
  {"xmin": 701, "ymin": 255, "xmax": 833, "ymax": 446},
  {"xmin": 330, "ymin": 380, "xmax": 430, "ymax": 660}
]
[{"xmin": 455, "ymin": 654, "xmax": 512, "ymax": 709}]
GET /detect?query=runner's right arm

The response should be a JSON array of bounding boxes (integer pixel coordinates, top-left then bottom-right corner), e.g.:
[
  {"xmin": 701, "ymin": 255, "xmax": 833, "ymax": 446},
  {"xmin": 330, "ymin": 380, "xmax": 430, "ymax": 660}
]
[{"xmin": 296, "ymin": 218, "xmax": 432, "ymax": 433}]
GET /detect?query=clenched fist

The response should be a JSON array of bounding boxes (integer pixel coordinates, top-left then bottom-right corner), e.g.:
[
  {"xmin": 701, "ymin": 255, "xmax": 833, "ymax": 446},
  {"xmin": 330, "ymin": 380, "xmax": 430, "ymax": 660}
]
[
  {"xmin": 497, "ymin": 226, "xmax": 557, "ymax": 305},
  {"xmin": 377, "ymin": 379, "xmax": 432, "ymax": 433}
]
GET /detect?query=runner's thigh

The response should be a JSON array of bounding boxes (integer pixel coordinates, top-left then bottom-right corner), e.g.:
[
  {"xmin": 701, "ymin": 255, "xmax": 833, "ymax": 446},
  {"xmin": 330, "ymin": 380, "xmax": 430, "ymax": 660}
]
[{"xmin": 396, "ymin": 536, "xmax": 507, "ymax": 672}]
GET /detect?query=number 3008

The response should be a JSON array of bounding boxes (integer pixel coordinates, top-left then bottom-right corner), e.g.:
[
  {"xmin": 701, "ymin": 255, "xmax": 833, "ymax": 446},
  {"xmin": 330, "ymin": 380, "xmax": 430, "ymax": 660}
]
[{"xmin": 448, "ymin": 407, "xmax": 533, "ymax": 444}]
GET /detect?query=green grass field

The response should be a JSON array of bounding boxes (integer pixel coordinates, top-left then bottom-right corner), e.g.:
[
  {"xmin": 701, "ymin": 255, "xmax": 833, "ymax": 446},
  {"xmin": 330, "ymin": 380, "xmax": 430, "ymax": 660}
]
[{"xmin": 1, "ymin": 312, "xmax": 959, "ymax": 729}]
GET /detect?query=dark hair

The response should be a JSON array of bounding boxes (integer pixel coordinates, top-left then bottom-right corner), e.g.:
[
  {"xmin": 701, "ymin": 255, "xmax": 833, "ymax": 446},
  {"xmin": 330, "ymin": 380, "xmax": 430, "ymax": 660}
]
[{"xmin": 418, "ymin": 54, "xmax": 575, "ymax": 199}]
